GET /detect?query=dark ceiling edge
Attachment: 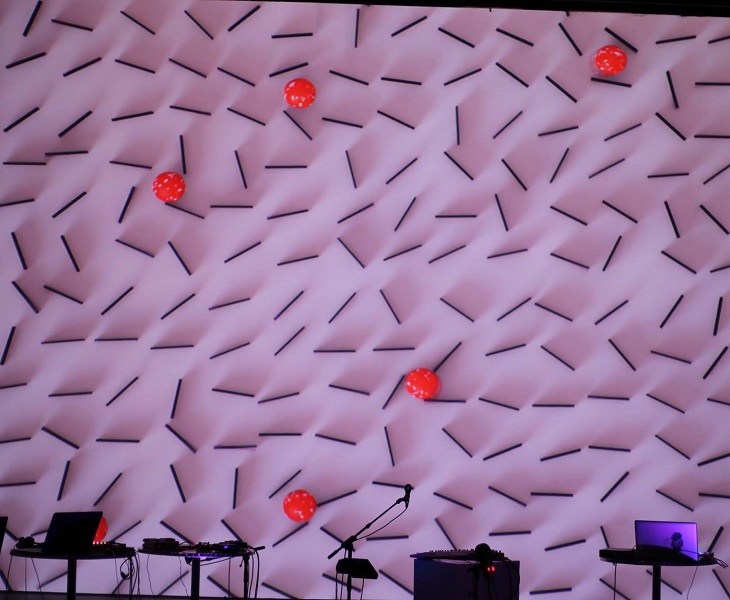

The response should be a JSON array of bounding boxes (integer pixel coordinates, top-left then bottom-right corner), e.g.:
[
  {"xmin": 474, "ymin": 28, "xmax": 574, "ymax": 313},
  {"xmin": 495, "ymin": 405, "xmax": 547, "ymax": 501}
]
[{"xmin": 269, "ymin": 1, "xmax": 730, "ymax": 18}]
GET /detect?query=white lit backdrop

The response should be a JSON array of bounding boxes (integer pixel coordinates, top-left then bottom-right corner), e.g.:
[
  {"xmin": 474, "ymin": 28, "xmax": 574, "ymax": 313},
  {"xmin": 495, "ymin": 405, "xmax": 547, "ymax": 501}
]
[{"xmin": 1, "ymin": 1, "xmax": 729, "ymax": 598}]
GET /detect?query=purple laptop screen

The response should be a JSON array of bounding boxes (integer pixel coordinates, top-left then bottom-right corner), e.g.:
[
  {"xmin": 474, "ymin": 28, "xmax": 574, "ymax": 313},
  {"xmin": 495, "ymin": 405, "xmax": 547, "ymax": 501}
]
[{"xmin": 635, "ymin": 520, "xmax": 699, "ymax": 560}]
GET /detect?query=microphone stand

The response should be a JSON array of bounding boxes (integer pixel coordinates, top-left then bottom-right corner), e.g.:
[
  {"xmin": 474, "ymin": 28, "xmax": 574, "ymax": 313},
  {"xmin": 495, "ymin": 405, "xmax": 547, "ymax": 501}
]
[{"xmin": 327, "ymin": 493, "xmax": 408, "ymax": 600}]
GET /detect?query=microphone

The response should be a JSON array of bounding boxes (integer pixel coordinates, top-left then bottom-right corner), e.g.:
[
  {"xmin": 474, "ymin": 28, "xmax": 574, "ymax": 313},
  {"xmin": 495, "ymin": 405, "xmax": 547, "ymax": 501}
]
[{"xmin": 402, "ymin": 484, "xmax": 413, "ymax": 507}]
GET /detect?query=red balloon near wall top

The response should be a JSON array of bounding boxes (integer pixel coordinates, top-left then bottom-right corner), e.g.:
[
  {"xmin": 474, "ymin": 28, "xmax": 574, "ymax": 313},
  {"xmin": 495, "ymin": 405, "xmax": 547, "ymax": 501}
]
[
  {"xmin": 284, "ymin": 78, "xmax": 316, "ymax": 108},
  {"xmin": 94, "ymin": 515, "xmax": 108, "ymax": 543},
  {"xmin": 283, "ymin": 489, "xmax": 317, "ymax": 522},
  {"xmin": 593, "ymin": 45, "xmax": 627, "ymax": 76},
  {"xmin": 405, "ymin": 368, "xmax": 441, "ymax": 400},
  {"xmin": 153, "ymin": 171, "xmax": 186, "ymax": 202}
]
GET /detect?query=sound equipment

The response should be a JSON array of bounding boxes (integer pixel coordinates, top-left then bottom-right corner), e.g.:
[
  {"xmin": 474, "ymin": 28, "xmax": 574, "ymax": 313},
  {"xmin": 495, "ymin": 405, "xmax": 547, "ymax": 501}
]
[{"xmin": 412, "ymin": 545, "xmax": 519, "ymax": 600}]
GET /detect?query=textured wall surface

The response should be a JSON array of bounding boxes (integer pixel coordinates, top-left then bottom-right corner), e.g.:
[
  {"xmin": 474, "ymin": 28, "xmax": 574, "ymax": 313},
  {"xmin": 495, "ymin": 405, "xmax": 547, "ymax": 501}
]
[{"xmin": 1, "ymin": 1, "xmax": 729, "ymax": 598}]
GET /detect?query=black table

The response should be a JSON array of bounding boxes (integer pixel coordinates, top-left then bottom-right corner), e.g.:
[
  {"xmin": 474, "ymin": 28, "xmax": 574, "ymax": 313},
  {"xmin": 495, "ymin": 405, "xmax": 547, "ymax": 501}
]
[
  {"xmin": 600, "ymin": 549, "xmax": 715, "ymax": 600},
  {"xmin": 11, "ymin": 543, "xmax": 136, "ymax": 600},
  {"xmin": 139, "ymin": 544, "xmax": 257, "ymax": 600}
]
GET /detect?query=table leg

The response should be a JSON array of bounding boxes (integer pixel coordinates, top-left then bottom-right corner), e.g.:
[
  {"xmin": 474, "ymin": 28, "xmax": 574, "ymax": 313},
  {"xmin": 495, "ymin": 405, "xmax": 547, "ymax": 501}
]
[
  {"xmin": 190, "ymin": 558, "xmax": 200, "ymax": 600},
  {"xmin": 67, "ymin": 558, "xmax": 77, "ymax": 600},
  {"xmin": 652, "ymin": 564, "xmax": 661, "ymax": 600}
]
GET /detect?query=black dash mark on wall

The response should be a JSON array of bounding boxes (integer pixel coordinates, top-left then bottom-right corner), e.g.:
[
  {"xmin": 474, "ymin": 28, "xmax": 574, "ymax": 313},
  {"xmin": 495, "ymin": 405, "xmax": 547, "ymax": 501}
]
[
  {"xmin": 495, "ymin": 62, "xmax": 528, "ymax": 87},
  {"xmin": 493, "ymin": 110, "xmax": 523, "ymax": 139},
  {"xmin": 216, "ymin": 66, "xmax": 254, "ymax": 86},
  {"xmin": 602, "ymin": 199, "xmax": 637, "ymax": 223},
  {"xmin": 109, "ymin": 159, "xmax": 152, "ymax": 169},
  {"xmin": 101, "ymin": 286, "xmax": 134, "ymax": 316},
  {"xmin": 549, "ymin": 148, "xmax": 570, "ymax": 183},
  {"xmin": 337, "ymin": 237, "xmax": 365, "ymax": 268},
  {"xmin": 58, "ymin": 110, "xmax": 92, "ymax": 137},
  {"xmin": 605, "ymin": 122, "xmax": 642, "ymax": 142},
  {"xmin": 444, "ymin": 151, "xmax": 473, "ymax": 180},
  {"xmin": 703, "ymin": 346, "xmax": 728, "ymax": 379},
  {"xmin": 700, "ymin": 204, "xmax": 729, "ymax": 234},
  {"xmin": 274, "ymin": 291, "xmax": 304, "ymax": 320},
  {"xmin": 591, "ymin": 77, "xmax": 632, "ymax": 88},
  {"xmin": 656, "ymin": 35, "xmax": 697, "ymax": 45},
  {"xmin": 168, "ymin": 58, "xmax": 206, "ymax": 78},
  {"xmin": 589, "ymin": 158, "xmax": 625, "ymax": 179},
  {"xmin": 120, "ymin": 10, "xmax": 155, "ymax": 35},
  {"xmin": 655, "ymin": 112, "xmax": 686, "ymax": 140},
  {"xmin": 106, "ymin": 376, "xmax": 139, "ymax": 407},
  {"xmin": 541, "ymin": 448, "xmax": 581, "ymax": 462},
  {"xmin": 494, "ymin": 193, "xmax": 510, "ymax": 231},
  {"xmin": 93, "ymin": 472, "xmax": 123, "ymax": 506},
  {"xmin": 159, "ymin": 521, "xmax": 192, "ymax": 544},
  {"xmin": 434, "ymin": 342, "xmax": 462, "ymax": 373},
  {"xmin": 232, "ymin": 468, "xmax": 239, "ymax": 509},
  {"xmin": 558, "ymin": 22, "xmax": 582, "ymax": 55},
  {"xmin": 208, "ymin": 297, "xmax": 250, "ymax": 311},
  {"xmin": 57, "ymin": 460, "xmax": 71, "ymax": 500},
  {"xmin": 661, "ymin": 250, "xmax": 697, "ymax": 274},
  {"xmin": 434, "ymin": 518, "xmax": 457, "ymax": 550},
  {"xmin": 430, "ymin": 245, "xmax": 467, "ymax": 264},
  {"xmin": 345, "ymin": 150, "xmax": 358, "ymax": 187},
  {"xmin": 60, "ymin": 235, "xmax": 80, "ymax": 272},
  {"xmin": 501, "ymin": 159, "xmax": 527, "ymax": 190},
  {"xmin": 384, "ymin": 244, "xmax": 422, "ymax": 261},
  {"xmin": 233, "ymin": 150, "xmax": 248, "ymax": 189},
  {"xmin": 434, "ymin": 491, "xmax": 473, "ymax": 510},
  {"xmin": 117, "ymin": 186, "xmax": 135, "ymax": 224},
  {"xmin": 43, "ymin": 285, "xmax": 83, "ymax": 305},
  {"xmin": 438, "ymin": 27, "xmax": 475, "ymax": 47},
  {"xmin": 212, "ymin": 387, "xmax": 254, "ymax": 398},
  {"xmin": 52, "ymin": 18, "xmax": 93, "ymax": 31},
  {"xmin": 1, "ymin": 198, "xmax": 35, "ymax": 208},
  {"xmin": 272, "ymin": 523, "xmax": 308, "ymax": 548},
  {"xmin": 384, "ymin": 426, "xmax": 395, "ymax": 466},
  {"xmin": 170, "ymin": 379, "xmax": 183, "ymax": 419},
  {"xmin": 698, "ymin": 452, "xmax": 730, "ymax": 467},
  {"xmin": 274, "ymin": 326, "xmax": 305, "ymax": 356},
  {"xmin": 488, "ymin": 485, "xmax": 527, "ymax": 507},
  {"xmin": 444, "ymin": 68, "xmax": 482, "ymax": 87},
  {"xmin": 455, "ymin": 106, "xmax": 460, "ymax": 144},
  {"xmin": 660, "ymin": 295, "xmax": 684, "ymax": 328},
  {"xmin": 664, "ymin": 201, "xmax": 680, "ymax": 238},
  {"xmin": 535, "ymin": 302, "xmax": 573, "ymax": 322},
  {"xmin": 655, "ymin": 434, "xmax": 690, "ymax": 459},
  {"xmin": 338, "ymin": 203, "xmax": 374, "ymax": 224},
  {"xmin": 226, "ymin": 107, "xmax": 264, "ymax": 125},
  {"xmin": 315, "ymin": 433, "xmax": 356, "ymax": 446},
  {"xmin": 601, "ymin": 471, "xmax": 630, "ymax": 502},
  {"xmin": 282, "ymin": 111, "xmax": 312, "ymax": 141},
  {"xmin": 439, "ymin": 297, "xmax": 473, "ymax": 322},
  {"xmin": 550, "ymin": 252, "xmax": 589, "ymax": 270},
  {"xmin": 394, "ymin": 197, "xmax": 417, "ymax": 231},
  {"xmin": 228, "ymin": 5, "xmax": 260, "ymax": 32},
  {"xmin": 11, "ymin": 232, "xmax": 27, "ymax": 270},
  {"xmin": 268, "ymin": 62, "xmax": 308, "ymax": 78},
  {"xmin": 160, "ymin": 293, "xmax": 195, "ymax": 320},
  {"xmin": 666, "ymin": 71, "xmax": 679, "ymax": 109},
  {"xmin": 703, "ymin": 162, "xmax": 730, "ymax": 186},
  {"xmin": 497, "ymin": 297, "xmax": 531, "ymax": 321},
  {"xmin": 328, "ymin": 292, "xmax": 356, "ymax": 324},
  {"xmin": 442, "ymin": 428, "xmax": 473, "ymax": 457},
  {"xmin": 1, "ymin": 326, "xmax": 16, "ymax": 365},
  {"xmin": 604, "ymin": 27, "xmax": 638, "ymax": 52},
  {"xmin": 380, "ymin": 290, "xmax": 401, "ymax": 324},
  {"xmin": 485, "ymin": 343, "xmax": 526, "ymax": 357},
  {"xmin": 52, "ymin": 191, "xmax": 87, "ymax": 218},
  {"xmin": 382, "ymin": 375, "xmax": 404, "ymax": 409},
  {"xmin": 602, "ymin": 236, "xmax": 623, "ymax": 271},
  {"xmin": 165, "ymin": 424, "xmax": 196, "ymax": 453},
  {"xmin": 63, "ymin": 56, "xmax": 102, "ymax": 77},
  {"xmin": 23, "ymin": 1, "xmax": 43, "ymax": 37},
  {"xmin": 224, "ymin": 241, "xmax": 261, "ymax": 263},
  {"xmin": 540, "ymin": 345, "xmax": 575, "ymax": 370},
  {"xmin": 5, "ymin": 52, "xmax": 47, "ymax": 70},
  {"xmin": 545, "ymin": 76, "xmax": 577, "ymax": 103},
  {"xmin": 168, "ymin": 241, "xmax": 192, "ymax": 275},
  {"xmin": 377, "ymin": 109, "xmax": 415, "ymax": 130},
  {"xmin": 496, "ymin": 27, "xmax": 533, "ymax": 46},
  {"xmin": 595, "ymin": 300, "xmax": 628, "ymax": 325},
  {"xmin": 714, "ymin": 298, "xmax": 724, "ymax": 336},
  {"xmin": 3, "ymin": 106, "xmax": 40, "ymax": 132},
  {"xmin": 41, "ymin": 427, "xmax": 79, "ymax": 449},
  {"xmin": 269, "ymin": 470, "xmax": 302, "ymax": 499},
  {"xmin": 170, "ymin": 465, "xmax": 186, "ymax": 503},
  {"xmin": 655, "ymin": 490, "xmax": 693, "ymax": 512},
  {"xmin": 609, "ymin": 339, "xmax": 636, "ymax": 370},
  {"xmin": 114, "ymin": 58, "xmax": 156, "ymax": 74},
  {"xmin": 184, "ymin": 9, "xmax": 213, "ymax": 39},
  {"xmin": 392, "ymin": 15, "xmax": 427, "ymax": 36},
  {"xmin": 12, "ymin": 281, "xmax": 39, "ymax": 313}
]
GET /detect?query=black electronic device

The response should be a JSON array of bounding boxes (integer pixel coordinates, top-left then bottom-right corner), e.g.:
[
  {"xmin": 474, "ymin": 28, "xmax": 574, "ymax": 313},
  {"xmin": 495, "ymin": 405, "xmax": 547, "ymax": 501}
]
[
  {"xmin": 0, "ymin": 516, "xmax": 7, "ymax": 553},
  {"xmin": 42, "ymin": 511, "xmax": 102, "ymax": 555},
  {"xmin": 142, "ymin": 537, "xmax": 180, "ymax": 551},
  {"xmin": 16, "ymin": 536, "xmax": 36, "ymax": 549},
  {"xmin": 336, "ymin": 557, "xmax": 378, "ymax": 580}
]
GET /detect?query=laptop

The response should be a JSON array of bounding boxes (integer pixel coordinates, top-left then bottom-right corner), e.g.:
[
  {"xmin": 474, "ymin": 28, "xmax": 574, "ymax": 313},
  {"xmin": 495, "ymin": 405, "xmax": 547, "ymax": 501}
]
[
  {"xmin": 635, "ymin": 520, "xmax": 699, "ymax": 563},
  {"xmin": 41, "ymin": 511, "xmax": 103, "ymax": 555},
  {"xmin": 0, "ymin": 516, "xmax": 7, "ymax": 553}
]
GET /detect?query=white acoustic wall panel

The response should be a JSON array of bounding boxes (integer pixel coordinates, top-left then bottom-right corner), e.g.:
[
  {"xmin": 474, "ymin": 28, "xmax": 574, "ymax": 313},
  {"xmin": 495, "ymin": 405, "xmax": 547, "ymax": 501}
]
[{"xmin": 1, "ymin": 1, "xmax": 729, "ymax": 598}]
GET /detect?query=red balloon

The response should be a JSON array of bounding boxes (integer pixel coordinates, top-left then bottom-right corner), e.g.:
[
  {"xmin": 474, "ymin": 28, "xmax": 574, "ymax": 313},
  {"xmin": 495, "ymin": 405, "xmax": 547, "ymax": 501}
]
[
  {"xmin": 283, "ymin": 489, "xmax": 317, "ymax": 522},
  {"xmin": 94, "ymin": 515, "xmax": 108, "ymax": 543},
  {"xmin": 405, "ymin": 368, "xmax": 441, "ymax": 400},
  {"xmin": 153, "ymin": 171, "xmax": 186, "ymax": 202},
  {"xmin": 284, "ymin": 78, "xmax": 316, "ymax": 109},
  {"xmin": 593, "ymin": 45, "xmax": 627, "ymax": 76}
]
